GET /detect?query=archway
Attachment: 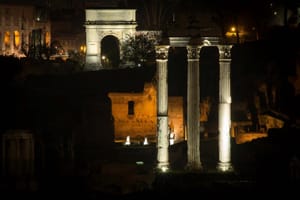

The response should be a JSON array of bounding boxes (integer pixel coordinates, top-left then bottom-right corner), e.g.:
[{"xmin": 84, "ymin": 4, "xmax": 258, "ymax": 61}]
[
  {"xmin": 85, "ymin": 9, "xmax": 137, "ymax": 70},
  {"xmin": 101, "ymin": 35, "xmax": 120, "ymax": 69}
]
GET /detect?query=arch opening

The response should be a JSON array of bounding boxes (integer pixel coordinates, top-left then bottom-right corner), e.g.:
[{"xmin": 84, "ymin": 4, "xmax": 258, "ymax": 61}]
[{"xmin": 101, "ymin": 35, "xmax": 120, "ymax": 69}]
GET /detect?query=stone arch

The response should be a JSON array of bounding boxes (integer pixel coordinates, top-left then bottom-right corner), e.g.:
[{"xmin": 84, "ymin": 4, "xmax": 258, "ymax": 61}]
[
  {"xmin": 85, "ymin": 9, "xmax": 137, "ymax": 70},
  {"xmin": 101, "ymin": 35, "xmax": 120, "ymax": 69}
]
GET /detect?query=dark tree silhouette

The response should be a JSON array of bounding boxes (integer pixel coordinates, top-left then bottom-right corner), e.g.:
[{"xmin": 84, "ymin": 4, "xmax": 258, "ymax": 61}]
[{"xmin": 121, "ymin": 33, "xmax": 156, "ymax": 67}]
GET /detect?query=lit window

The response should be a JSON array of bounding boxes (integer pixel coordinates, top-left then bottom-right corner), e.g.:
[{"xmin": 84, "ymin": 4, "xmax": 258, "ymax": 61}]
[{"xmin": 128, "ymin": 101, "xmax": 134, "ymax": 115}]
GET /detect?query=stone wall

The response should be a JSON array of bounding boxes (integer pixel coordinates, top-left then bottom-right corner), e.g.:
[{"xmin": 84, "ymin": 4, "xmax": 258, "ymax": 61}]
[
  {"xmin": 168, "ymin": 97, "xmax": 184, "ymax": 142},
  {"xmin": 109, "ymin": 83, "xmax": 185, "ymax": 143}
]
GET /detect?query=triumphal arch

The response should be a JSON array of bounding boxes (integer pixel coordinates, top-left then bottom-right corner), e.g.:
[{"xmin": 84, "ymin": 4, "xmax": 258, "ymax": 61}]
[{"xmin": 85, "ymin": 9, "xmax": 137, "ymax": 70}]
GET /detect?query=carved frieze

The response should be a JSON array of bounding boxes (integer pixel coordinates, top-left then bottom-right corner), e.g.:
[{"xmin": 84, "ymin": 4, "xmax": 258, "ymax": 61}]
[{"xmin": 97, "ymin": 30, "xmax": 122, "ymax": 40}]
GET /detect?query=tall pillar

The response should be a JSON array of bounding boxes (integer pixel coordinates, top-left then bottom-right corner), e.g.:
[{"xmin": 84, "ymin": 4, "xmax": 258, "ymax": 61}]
[
  {"xmin": 7, "ymin": 139, "xmax": 17, "ymax": 175},
  {"xmin": 186, "ymin": 45, "xmax": 202, "ymax": 170},
  {"xmin": 217, "ymin": 45, "xmax": 233, "ymax": 172},
  {"xmin": 85, "ymin": 27, "xmax": 101, "ymax": 69},
  {"xmin": 155, "ymin": 45, "xmax": 170, "ymax": 172}
]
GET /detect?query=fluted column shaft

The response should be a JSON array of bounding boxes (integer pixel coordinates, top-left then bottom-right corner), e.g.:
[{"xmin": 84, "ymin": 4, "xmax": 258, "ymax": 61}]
[
  {"xmin": 217, "ymin": 45, "xmax": 233, "ymax": 172},
  {"xmin": 186, "ymin": 45, "xmax": 202, "ymax": 170},
  {"xmin": 155, "ymin": 45, "xmax": 170, "ymax": 171}
]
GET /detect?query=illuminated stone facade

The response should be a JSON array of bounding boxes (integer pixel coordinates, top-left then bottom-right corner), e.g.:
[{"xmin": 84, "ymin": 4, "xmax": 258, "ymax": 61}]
[
  {"xmin": 85, "ymin": 9, "xmax": 137, "ymax": 69},
  {"xmin": 108, "ymin": 83, "xmax": 184, "ymax": 144},
  {"xmin": 0, "ymin": 4, "xmax": 51, "ymax": 57}
]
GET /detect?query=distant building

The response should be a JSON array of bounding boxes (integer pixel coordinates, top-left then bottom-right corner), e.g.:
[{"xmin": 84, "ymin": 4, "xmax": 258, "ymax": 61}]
[{"xmin": 0, "ymin": 3, "xmax": 51, "ymax": 57}]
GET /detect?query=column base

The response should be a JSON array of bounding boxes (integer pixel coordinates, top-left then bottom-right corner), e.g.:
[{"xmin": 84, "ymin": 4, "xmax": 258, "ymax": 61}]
[
  {"xmin": 217, "ymin": 162, "xmax": 234, "ymax": 172},
  {"xmin": 84, "ymin": 63, "xmax": 103, "ymax": 71},
  {"xmin": 156, "ymin": 162, "xmax": 169, "ymax": 173},
  {"xmin": 185, "ymin": 162, "xmax": 203, "ymax": 171}
]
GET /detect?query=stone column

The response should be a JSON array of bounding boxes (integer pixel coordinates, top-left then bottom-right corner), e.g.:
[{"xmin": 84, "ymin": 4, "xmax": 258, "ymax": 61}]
[
  {"xmin": 8, "ymin": 139, "xmax": 18, "ymax": 175},
  {"xmin": 186, "ymin": 45, "xmax": 202, "ymax": 170},
  {"xmin": 155, "ymin": 45, "xmax": 170, "ymax": 172},
  {"xmin": 22, "ymin": 136, "xmax": 34, "ymax": 175},
  {"xmin": 217, "ymin": 45, "xmax": 233, "ymax": 172}
]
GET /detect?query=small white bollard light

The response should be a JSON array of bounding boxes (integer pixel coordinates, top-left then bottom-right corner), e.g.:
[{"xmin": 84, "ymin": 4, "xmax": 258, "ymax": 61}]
[
  {"xmin": 125, "ymin": 136, "xmax": 131, "ymax": 145},
  {"xmin": 169, "ymin": 132, "xmax": 175, "ymax": 145},
  {"xmin": 143, "ymin": 137, "xmax": 149, "ymax": 145}
]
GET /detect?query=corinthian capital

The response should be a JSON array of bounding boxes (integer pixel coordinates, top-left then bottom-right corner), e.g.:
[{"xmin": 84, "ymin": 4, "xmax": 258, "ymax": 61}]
[
  {"xmin": 155, "ymin": 45, "xmax": 169, "ymax": 60},
  {"xmin": 218, "ymin": 45, "xmax": 232, "ymax": 59},
  {"xmin": 186, "ymin": 45, "xmax": 201, "ymax": 60}
]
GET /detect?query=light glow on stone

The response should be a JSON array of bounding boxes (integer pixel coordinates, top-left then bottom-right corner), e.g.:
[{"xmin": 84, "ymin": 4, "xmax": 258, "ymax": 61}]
[
  {"xmin": 169, "ymin": 132, "xmax": 175, "ymax": 145},
  {"xmin": 219, "ymin": 104, "xmax": 231, "ymax": 162},
  {"xmin": 161, "ymin": 166, "xmax": 168, "ymax": 172},
  {"xmin": 125, "ymin": 136, "xmax": 131, "ymax": 145},
  {"xmin": 143, "ymin": 137, "xmax": 149, "ymax": 145}
]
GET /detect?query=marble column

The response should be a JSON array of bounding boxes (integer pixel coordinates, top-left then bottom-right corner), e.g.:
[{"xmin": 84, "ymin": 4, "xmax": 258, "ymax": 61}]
[
  {"xmin": 217, "ymin": 45, "xmax": 233, "ymax": 172},
  {"xmin": 186, "ymin": 45, "xmax": 202, "ymax": 170},
  {"xmin": 22, "ymin": 137, "xmax": 34, "ymax": 175},
  {"xmin": 155, "ymin": 45, "xmax": 170, "ymax": 172}
]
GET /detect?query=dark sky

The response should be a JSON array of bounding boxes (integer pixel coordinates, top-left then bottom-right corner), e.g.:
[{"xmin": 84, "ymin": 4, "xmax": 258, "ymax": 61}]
[
  {"xmin": 3, "ymin": 0, "xmax": 299, "ymax": 14},
  {"xmin": 1, "ymin": 0, "xmax": 274, "ymax": 8}
]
